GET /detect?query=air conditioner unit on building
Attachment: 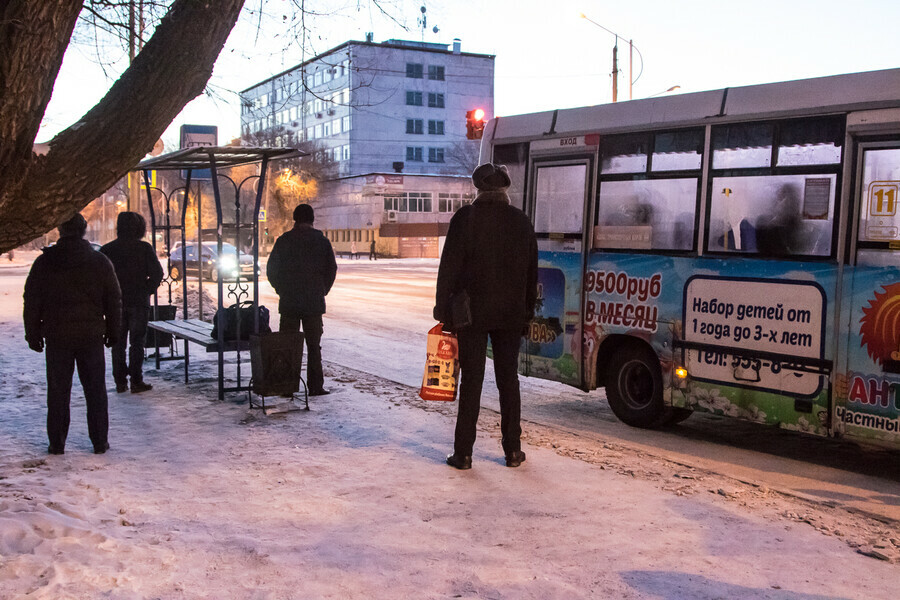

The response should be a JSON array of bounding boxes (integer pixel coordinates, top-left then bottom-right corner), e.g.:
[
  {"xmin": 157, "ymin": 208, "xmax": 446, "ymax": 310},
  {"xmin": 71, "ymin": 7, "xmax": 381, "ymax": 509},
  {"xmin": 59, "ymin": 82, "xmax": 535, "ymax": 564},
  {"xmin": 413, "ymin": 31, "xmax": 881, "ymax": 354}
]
[
  {"xmin": 315, "ymin": 112, "xmax": 323, "ymax": 119},
  {"xmin": 327, "ymin": 108, "xmax": 336, "ymax": 115},
  {"xmin": 386, "ymin": 210, "xmax": 398, "ymax": 223}
]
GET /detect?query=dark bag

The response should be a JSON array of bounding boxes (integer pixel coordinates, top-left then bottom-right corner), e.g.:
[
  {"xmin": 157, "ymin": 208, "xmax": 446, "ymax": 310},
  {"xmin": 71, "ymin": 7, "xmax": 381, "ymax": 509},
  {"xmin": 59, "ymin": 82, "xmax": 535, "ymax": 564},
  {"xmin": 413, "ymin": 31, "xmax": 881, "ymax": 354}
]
[
  {"xmin": 450, "ymin": 290, "xmax": 472, "ymax": 330},
  {"xmin": 211, "ymin": 301, "xmax": 271, "ymax": 341}
]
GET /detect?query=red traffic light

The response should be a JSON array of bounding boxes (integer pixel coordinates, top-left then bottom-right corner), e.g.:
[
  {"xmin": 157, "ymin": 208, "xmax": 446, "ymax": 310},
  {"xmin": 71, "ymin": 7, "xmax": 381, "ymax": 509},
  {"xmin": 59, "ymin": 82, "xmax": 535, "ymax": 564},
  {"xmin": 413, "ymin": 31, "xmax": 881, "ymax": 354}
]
[{"xmin": 466, "ymin": 108, "xmax": 486, "ymax": 140}]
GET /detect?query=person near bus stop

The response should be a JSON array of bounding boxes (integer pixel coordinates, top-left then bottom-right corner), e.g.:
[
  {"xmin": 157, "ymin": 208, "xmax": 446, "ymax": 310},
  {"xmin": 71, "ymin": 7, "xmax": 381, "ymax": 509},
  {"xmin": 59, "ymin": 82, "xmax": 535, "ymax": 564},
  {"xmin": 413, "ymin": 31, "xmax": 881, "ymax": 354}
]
[
  {"xmin": 100, "ymin": 212, "xmax": 164, "ymax": 394},
  {"xmin": 23, "ymin": 213, "xmax": 122, "ymax": 455},
  {"xmin": 435, "ymin": 163, "xmax": 538, "ymax": 470},
  {"xmin": 267, "ymin": 203, "xmax": 337, "ymax": 396}
]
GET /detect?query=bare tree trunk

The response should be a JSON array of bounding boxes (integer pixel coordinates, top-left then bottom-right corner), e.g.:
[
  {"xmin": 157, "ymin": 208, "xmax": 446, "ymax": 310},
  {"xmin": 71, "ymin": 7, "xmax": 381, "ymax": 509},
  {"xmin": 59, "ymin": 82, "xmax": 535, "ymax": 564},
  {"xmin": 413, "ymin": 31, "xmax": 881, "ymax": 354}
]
[{"xmin": 0, "ymin": 0, "xmax": 245, "ymax": 252}]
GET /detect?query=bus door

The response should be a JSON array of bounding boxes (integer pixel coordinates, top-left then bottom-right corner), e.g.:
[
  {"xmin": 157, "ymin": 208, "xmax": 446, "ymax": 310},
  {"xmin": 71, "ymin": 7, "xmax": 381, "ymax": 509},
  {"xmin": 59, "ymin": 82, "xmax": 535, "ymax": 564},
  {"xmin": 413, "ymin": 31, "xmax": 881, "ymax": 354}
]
[
  {"xmin": 522, "ymin": 155, "xmax": 594, "ymax": 388},
  {"xmin": 841, "ymin": 140, "xmax": 900, "ymax": 445}
]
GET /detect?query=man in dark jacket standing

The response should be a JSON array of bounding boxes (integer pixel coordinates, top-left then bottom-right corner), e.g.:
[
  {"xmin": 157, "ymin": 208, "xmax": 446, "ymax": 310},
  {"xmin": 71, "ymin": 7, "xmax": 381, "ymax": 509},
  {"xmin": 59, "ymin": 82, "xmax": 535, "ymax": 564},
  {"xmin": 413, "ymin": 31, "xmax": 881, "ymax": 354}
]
[
  {"xmin": 267, "ymin": 204, "xmax": 337, "ymax": 396},
  {"xmin": 24, "ymin": 214, "xmax": 122, "ymax": 455},
  {"xmin": 100, "ymin": 212, "xmax": 164, "ymax": 393},
  {"xmin": 435, "ymin": 163, "xmax": 538, "ymax": 470}
]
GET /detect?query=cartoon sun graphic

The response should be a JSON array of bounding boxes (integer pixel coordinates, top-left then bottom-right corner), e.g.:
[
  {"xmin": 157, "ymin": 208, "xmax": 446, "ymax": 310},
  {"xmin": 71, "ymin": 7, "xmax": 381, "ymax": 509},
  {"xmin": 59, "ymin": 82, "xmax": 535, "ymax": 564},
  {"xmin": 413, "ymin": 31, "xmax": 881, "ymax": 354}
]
[{"xmin": 859, "ymin": 282, "xmax": 900, "ymax": 367}]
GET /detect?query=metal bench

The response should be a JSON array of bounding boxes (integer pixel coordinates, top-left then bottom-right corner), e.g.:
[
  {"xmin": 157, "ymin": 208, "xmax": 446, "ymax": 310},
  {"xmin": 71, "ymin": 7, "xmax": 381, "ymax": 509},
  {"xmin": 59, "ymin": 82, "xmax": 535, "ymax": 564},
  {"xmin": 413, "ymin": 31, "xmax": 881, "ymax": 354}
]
[
  {"xmin": 147, "ymin": 318, "xmax": 251, "ymax": 400},
  {"xmin": 147, "ymin": 318, "xmax": 308, "ymax": 410}
]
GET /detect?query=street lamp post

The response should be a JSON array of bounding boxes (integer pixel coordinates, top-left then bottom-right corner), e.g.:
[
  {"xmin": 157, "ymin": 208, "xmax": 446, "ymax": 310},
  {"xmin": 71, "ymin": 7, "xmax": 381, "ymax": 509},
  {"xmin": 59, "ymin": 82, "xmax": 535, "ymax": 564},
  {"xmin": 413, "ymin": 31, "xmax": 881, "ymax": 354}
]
[{"xmin": 579, "ymin": 13, "xmax": 643, "ymax": 102}]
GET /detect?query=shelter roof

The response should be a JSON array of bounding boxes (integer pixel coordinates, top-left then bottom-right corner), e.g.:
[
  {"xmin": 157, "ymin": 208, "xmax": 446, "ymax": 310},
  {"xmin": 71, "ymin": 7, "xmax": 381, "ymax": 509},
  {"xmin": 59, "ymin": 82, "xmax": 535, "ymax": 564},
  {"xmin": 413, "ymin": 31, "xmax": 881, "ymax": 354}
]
[{"xmin": 135, "ymin": 146, "xmax": 304, "ymax": 171}]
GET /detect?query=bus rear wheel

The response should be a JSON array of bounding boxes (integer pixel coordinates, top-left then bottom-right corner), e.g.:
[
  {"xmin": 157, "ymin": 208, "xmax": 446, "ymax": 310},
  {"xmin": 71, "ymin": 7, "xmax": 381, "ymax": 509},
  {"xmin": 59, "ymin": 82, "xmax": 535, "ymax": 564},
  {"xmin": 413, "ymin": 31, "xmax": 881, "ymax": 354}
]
[{"xmin": 606, "ymin": 345, "xmax": 666, "ymax": 428}]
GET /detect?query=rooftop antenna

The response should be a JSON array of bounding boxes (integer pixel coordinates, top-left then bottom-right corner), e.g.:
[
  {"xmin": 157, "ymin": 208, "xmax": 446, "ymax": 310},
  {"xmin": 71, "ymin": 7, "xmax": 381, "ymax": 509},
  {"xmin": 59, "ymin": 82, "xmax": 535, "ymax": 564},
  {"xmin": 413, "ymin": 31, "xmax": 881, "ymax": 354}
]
[
  {"xmin": 417, "ymin": 5, "xmax": 439, "ymax": 40},
  {"xmin": 418, "ymin": 6, "xmax": 427, "ymax": 41}
]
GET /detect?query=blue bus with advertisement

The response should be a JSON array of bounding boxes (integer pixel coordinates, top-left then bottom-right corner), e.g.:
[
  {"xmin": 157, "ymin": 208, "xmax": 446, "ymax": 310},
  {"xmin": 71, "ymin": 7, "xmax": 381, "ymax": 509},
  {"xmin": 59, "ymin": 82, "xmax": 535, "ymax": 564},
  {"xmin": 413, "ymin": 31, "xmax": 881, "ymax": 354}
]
[{"xmin": 479, "ymin": 68, "xmax": 900, "ymax": 449}]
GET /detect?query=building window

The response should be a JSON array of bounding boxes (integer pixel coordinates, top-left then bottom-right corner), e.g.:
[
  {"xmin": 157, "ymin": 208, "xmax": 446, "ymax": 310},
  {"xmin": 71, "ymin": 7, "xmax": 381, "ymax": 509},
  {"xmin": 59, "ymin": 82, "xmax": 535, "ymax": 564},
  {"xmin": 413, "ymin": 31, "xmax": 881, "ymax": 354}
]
[
  {"xmin": 428, "ymin": 65, "xmax": 445, "ymax": 81},
  {"xmin": 342, "ymin": 115, "xmax": 351, "ymax": 131},
  {"xmin": 314, "ymin": 71, "xmax": 323, "ymax": 86},
  {"xmin": 306, "ymin": 126, "xmax": 313, "ymax": 140},
  {"xmin": 314, "ymin": 124, "xmax": 322, "ymax": 138},
  {"xmin": 342, "ymin": 145, "xmax": 350, "ymax": 161},
  {"xmin": 383, "ymin": 192, "xmax": 432, "ymax": 212},
  {"xmin": 323, "ymin": 121, "xmax": 332, "ymax": 136},
  {"xmin": 408, "ymin": 192, "xmax": 433, "ymax": 212},
  {"xmin": 406, "ymin": 119, "xmax": 423, "ymax": 134},
  {"xmin": 428, "ymin": 147, "xmax": 445, "ymax": 163},
  {"xmin": 428, "ymin": 93, "xmax": 445, "ymax": 108},
  {"xmin": 438, "ymin": 192, "xmax": 474, "ymax": 213},
  {"xmin": 406, "ymin": 147, "xmax": 423, "ymax": 162},
  {"xmin": 384, "ymin": 194, "xmax": 408, "ymax": 211},
  {"xmin": 406, "ymin": 63, "xmax": 424, "ymax": 79},
  {"xmin": 406, "ymin": 91, "xmax": 423, "ymax": 106},
  {"xmin": 428, "ymin": 120, "xmax": 444, "ymax": 135}
]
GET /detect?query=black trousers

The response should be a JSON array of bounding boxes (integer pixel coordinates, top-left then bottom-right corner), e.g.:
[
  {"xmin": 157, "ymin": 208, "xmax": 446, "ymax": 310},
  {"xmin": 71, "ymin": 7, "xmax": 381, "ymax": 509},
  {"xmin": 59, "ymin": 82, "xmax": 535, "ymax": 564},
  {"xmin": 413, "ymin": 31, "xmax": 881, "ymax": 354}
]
[
  {"xmin": 45, "ymin": 342, "xmax": 109, "ymax": 450},
  {"xmin": 454, "ymin": 328, "xmax": 523, "ymax": 457},
  {"xmin": 279, "ymin": 313, "xmax": 324, "ymax": 393},
  {"xmin": 112, "ymin": 305, "xmax": 149, "ymax": 386}
]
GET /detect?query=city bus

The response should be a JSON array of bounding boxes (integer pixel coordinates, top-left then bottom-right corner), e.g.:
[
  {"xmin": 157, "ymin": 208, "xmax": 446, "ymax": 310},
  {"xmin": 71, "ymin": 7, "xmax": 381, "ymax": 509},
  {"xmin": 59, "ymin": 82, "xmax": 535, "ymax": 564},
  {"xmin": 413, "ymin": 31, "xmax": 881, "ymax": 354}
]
[{"xmin": 479, "ymin": 67, "xmax": 900, "ymax": 450}]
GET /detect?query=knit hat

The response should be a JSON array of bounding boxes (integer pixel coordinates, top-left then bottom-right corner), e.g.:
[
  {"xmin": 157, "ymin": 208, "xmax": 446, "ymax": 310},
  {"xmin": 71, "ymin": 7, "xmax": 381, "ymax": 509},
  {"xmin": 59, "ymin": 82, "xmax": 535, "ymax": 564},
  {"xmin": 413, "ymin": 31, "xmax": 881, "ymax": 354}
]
[
  {"xmin": 116, "ymin": 211, "xmax": 146, "ymax": 240},
  {"xmin": 293, "ymin": 203, "xmax": 314, "ymax": 224},
  {"xmin": 58, "ymin": 213, "xmax": 87, "ymax": 238},
  {"xmin": 472, "ymin": 163, "xmax": 511, "ymax": 191}
]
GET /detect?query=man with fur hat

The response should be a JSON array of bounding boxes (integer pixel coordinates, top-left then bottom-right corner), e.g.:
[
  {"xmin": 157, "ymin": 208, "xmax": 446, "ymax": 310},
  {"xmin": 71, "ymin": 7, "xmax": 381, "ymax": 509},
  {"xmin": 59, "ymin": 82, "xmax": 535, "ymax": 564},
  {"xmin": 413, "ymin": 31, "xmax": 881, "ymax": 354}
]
[
  {"xmin": 101, "ymin": 211, "xmax": 164, "ymax": 393},
  {"xmin": 24, "ymin": 213, "xmax": 122, "ymax": 455},
  {"xmin": 267, "ymin": 203, "xmax": 337, "ymax": 396},
  {"xmin": 434, "ymin": 163, "xmax": 538, "ymax": 470}
]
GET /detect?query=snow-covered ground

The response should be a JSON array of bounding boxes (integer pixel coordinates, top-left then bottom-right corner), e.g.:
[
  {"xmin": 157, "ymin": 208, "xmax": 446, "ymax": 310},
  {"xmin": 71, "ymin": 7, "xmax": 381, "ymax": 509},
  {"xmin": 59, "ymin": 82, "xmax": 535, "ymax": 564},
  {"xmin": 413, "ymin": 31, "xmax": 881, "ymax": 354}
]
[{"xmin": 0, "ymin": 251, "xmax": 898, "ymax": 599}]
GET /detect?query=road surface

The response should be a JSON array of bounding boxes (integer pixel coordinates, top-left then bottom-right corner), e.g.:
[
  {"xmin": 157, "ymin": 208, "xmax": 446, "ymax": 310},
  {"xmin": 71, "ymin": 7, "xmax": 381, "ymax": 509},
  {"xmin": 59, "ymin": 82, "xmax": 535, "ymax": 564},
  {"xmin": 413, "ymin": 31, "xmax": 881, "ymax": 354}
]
[{"xmin": 270, "ymin": 257, "xmax": 900, "ymax": 525}]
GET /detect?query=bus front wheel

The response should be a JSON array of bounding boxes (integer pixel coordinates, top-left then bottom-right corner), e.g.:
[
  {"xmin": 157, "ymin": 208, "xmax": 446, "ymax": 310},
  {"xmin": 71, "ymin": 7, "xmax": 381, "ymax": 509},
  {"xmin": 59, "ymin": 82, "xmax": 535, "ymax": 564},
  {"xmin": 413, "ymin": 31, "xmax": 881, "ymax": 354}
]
[{"xmin": 606, "ymin": 345, "xmax": 666, "ymax": 428}]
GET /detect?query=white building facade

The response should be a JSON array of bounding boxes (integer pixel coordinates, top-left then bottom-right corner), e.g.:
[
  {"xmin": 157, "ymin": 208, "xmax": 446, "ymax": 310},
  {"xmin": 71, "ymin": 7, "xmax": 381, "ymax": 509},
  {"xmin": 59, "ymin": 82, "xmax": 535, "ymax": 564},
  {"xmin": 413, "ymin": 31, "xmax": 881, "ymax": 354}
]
[{"xmin": 240, "ymin": 38, "xmax": 494, "ymax": 257}]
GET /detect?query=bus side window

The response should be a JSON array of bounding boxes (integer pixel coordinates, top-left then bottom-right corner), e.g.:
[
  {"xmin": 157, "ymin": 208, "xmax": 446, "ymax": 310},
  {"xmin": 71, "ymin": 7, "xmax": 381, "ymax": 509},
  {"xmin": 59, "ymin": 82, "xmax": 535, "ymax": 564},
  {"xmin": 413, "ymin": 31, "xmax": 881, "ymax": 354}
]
[
  {"xmin": 709, "ymin": 175, "xmax": 835, "ymax": 257},
  {"xmin": 595, "ymin": 179, "xmax": 697, "ymax": 251}
]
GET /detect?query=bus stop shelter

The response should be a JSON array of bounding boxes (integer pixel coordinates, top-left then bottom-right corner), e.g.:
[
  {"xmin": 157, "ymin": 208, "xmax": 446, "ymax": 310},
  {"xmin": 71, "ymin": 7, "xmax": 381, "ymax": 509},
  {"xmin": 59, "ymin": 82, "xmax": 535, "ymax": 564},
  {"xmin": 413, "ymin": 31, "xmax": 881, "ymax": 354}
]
[{"xmin": 135, "ymin": 146, "xmax": 305, "ymax": 401}]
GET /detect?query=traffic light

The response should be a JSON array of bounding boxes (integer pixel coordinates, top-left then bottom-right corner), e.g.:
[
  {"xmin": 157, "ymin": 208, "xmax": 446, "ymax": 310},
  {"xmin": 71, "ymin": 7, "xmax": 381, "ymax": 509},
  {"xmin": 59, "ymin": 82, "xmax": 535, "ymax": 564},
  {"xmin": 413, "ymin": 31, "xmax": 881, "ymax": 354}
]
[{"xmin": 466, "ymin": 108, "xmax": 486, "ymax": 140}]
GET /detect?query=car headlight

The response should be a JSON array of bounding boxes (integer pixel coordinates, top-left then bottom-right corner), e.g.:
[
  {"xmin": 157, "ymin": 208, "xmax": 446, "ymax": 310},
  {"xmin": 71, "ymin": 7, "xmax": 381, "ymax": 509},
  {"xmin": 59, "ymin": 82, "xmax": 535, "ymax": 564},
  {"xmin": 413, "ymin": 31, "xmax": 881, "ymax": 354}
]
[{"xmin": 218, "ymin": 255, "xmax": 237, "ymax": 270}]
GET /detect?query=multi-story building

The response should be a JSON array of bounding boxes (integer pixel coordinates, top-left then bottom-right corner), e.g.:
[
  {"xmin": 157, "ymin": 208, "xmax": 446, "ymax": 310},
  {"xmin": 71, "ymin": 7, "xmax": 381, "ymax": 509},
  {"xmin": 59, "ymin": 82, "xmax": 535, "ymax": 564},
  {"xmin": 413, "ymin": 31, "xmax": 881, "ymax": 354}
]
[{"xmin": 240, "ymin": 37, "xmax": 494, "ymax": 257}]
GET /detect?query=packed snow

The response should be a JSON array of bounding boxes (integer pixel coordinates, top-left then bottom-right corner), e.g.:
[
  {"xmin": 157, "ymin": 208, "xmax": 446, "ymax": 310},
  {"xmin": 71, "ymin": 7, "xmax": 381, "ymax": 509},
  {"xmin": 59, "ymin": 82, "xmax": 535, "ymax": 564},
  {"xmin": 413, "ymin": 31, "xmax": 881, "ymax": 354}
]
[{"xmin": 0, "ymin": 251, "xmax": 897, "ymax": 599}]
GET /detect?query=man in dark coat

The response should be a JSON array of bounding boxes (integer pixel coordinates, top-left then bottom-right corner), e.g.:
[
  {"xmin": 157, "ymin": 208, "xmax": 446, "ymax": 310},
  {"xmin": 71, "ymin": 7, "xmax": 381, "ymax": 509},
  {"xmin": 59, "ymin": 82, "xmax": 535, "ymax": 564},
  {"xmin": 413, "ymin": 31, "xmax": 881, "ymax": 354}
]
[
  {"xmin": 434, "ymin": 163, "xmax": 538, "ymax": 470},
  {"xmin": 100, "ymin": 212, "xmax": 164, "ymax": 393},
  {"xmin": 266, "ymin": 203, "xmax": 337, "ymax": 396},
  {"xmin": 23, "ymin": 213, "xmax": 122, "ymax": 455}
]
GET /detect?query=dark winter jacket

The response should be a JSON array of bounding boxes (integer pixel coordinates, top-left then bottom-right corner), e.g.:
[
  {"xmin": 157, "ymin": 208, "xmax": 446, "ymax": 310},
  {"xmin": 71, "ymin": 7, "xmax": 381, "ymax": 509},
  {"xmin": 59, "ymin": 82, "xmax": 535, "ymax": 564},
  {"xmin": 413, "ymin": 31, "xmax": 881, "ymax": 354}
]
[
  {"xmin": 24, "ymin": 237, "xmax": 122, "ymax": 347},
  {"xmin": 434, "ymin": 190, "xmax": 538, "ymax": 331},
  {"xmin": 100, "ymin": 238, "xmax": 164, "ymax": 307},
  {"xmin": 266, "ymin": 223, "xmax": 337, "ymax": 317}
]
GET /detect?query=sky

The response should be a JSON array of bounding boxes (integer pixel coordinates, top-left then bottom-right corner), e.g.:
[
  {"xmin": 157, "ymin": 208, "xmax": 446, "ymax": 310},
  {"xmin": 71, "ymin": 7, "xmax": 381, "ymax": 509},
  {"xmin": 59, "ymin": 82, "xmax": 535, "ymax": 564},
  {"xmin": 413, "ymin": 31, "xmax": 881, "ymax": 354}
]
[{"xmin": 39, "ymin": 0, "xmax": 900, "ymax": 149}]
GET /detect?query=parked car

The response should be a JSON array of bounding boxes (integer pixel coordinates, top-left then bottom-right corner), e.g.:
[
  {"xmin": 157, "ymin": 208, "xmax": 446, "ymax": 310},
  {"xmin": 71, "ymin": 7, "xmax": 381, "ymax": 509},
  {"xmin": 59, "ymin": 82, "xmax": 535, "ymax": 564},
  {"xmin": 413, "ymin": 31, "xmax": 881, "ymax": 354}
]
[{"xmin": 168, "ymin": 242, "xmax": 258, "ymax": 282}]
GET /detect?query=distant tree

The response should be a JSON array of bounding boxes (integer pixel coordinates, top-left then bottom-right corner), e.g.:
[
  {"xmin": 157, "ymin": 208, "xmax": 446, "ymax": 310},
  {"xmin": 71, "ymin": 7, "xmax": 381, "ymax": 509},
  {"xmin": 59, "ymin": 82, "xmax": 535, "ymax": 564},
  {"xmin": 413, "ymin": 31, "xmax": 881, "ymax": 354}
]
[
  {"xmin": 446, "ymin": 140, "xmax": 481, "ymax": 175},
  {"xmin": 0, "ymin": 0, "xmax": 245, "ymax": 253}
]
